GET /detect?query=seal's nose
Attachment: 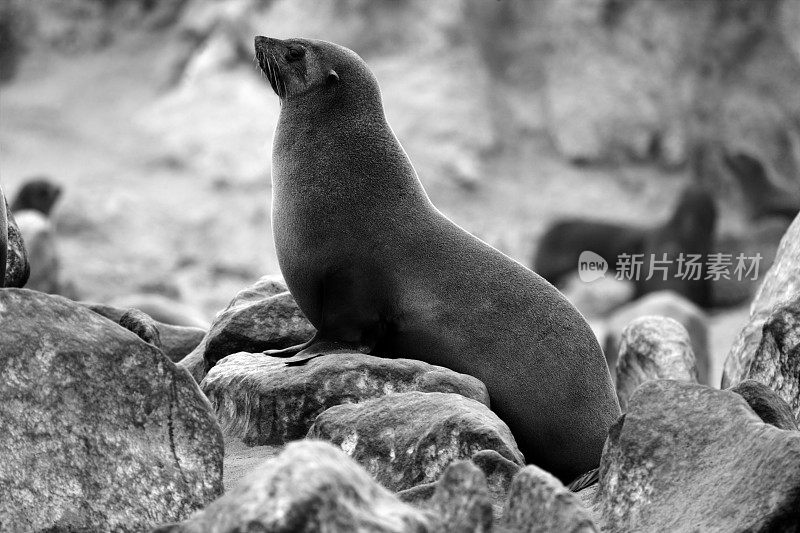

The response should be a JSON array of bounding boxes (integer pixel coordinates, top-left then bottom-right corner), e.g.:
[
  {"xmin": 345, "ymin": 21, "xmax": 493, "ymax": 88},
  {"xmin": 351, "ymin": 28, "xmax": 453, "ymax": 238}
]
[{"xmin": 254, "ymin": 36, "xmax": 278, "ymax": 53}]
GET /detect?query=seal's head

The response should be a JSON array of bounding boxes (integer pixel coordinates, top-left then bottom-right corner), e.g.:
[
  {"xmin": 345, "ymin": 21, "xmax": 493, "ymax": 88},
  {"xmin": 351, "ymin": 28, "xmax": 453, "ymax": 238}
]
[
  {"xmin": 254, "ymin": 36, "xmax": 381, "ymax": 113},
  {"xmin": 11, "ymin": 177, "xmax": 62, "ymax": 216}
]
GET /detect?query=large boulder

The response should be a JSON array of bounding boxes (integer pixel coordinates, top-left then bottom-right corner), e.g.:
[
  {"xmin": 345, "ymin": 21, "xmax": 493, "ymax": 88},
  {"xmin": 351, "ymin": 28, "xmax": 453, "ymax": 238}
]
[
  {"xmin": 83, "ymin": 302, "xmax": 206, "ymax": 362},
  {"xmin": 0, "ymin": 289, "xmax": 224, "ymax": 532},
  {"xmin": 177, "ymin": 275, "xmax": 314, "ymax": 382},
  {"xmin": 597, "ymin": 380, "xmax": 800, "ymax": 532},
  {"xmin": 2, "ymin": 193, "xmax": 29, "ymax": 288},
  {"xmin": 604, "ymin": 291, "xmax": 709, "ymax": 385},
  {"xmin": 614, "ymin": 316, "xmax": 699, "ymax": 410},
  {"xmin": 724, "ymin": 213, "xmax": 800, "ymax": 387},
  {"xmin": 202, "ymin": 351, "xmax": 489, "ymax": 446},
  {"xmin": 154, "ymin": 440, "xmax": 432, "ymax": 533},
  {"xmin": 308, "ymin": 391, "xmax": 524, "ymax": 492},
  {"xmin": 742, "ymin": 296, "xmax": 800, "ymax": 419},
  {"xmin": 500, "ymin": 465, "xmax": 599, "ymax": 533}
]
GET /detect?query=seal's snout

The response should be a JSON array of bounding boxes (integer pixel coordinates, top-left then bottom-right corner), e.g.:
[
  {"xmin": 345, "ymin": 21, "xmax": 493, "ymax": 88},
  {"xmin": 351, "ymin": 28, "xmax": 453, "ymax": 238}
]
[{"xmin": 254, "ymin": 35, "xmax": 286, "ymax": 99}]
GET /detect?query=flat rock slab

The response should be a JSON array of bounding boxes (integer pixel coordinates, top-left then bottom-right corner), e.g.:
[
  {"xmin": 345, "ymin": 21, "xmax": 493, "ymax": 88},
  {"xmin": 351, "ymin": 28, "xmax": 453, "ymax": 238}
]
[
  {"xmin": 614, "ymin": 316, "xmax": 698, "ymax": 410},
  {"xmin": 597, "ymin": 380, "xmax": 800, "ymax": 532},
  {"xmin": 156, "ymin": 440, "xmax": 431, "ymax": 533},
  {"xmin": 0, "ymin": 289, "xmax": 224, "ymax": 532},
  {"xmin": 203, "ymin": 351, "xmax": 489, "ymax": 446},
  {"xmin": 724, "ymin": 212, "xmax": 800, "ymax": 387},
  {"xmin": 308, "ymin": 391, "xmax": 524, "ymax": 492}
]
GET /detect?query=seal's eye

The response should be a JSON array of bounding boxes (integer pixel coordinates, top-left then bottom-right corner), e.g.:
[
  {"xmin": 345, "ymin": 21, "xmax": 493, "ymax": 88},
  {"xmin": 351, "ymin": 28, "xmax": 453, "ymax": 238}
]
[
  {"xmin": 327, "ymin": 70, "xmax": 339, "ymax": 85},
  {"xmin": 286, "ymin": 48, "xmax": 305, "ymax": 62}
]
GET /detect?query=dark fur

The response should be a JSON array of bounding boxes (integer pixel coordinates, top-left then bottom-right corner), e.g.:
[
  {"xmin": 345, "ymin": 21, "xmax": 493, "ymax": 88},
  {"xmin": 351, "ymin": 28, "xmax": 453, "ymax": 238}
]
[
  {"xmin": 535, "ymin": 185, "xmax": 717, "ymax": 308},
  {"xmin": 635, "ymin": 185, "xmax": 717, "ymax": 308},
  {"xmin": 723, "ymin": 152, "xmax": 800, "ymax": 221},
  {"xmin": 11, "ymin": 177, "xmax": 62, "ymax": 216},
  {"xmin": 254, "ymin": 36, "xmax": 621, "ymax": 483},
  {"xmin": 534, "ymin": 220, "xmax": 645, "ymax": 285}
]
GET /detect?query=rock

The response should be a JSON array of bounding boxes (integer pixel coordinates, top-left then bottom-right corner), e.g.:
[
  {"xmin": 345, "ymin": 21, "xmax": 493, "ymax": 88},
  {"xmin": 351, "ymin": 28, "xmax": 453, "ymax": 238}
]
[
  {"xmin": 82, "ymin": 302, "xmax": 205, "ymax": 362},
  {"xmin": 222, "ymin": 437, "xmax": 282, "ymax": 491},
  {"xmin": 730, "ymin": 379, "xmax": 798, "ymax": 430},
  {"xmin": 13, "ymin": 209, "xmax": 62, "ymax": 294},
  {"xmin": 471, "ymin": 449, "xmax": 522, "ymax": 515},
  {"xmin": 500, "ymin": 465, "xmax": 599, "ymax": 533},
  {"xmin": 614, "ymin": 316, "xmax": 699, "ymax": 410},
  {"xmin": 203, "ymin": 351, "xmax": 489, "ymax": 446},
  {"xmin": 0, "ymin": 289, "xmax": 223, "ymax": 532},
  {"xmin": 2, "ymin": 193, "xmax": 29, "ymax": 288},
  {"xmin": 597, "ymin": 380, "xmax": 800, "ymax": 532},
  {"xmin": 428, "ymin": 460, "xmax": 493, "ymax": 533},
  {"xmin": 604, "ymin": 291, "xmax": 710, "ymax": 385},
  {"xmin": 157, "ymin": 439, "xmax": 431, "ymax": 533},
  {"xmin": 176, "ymin": 275, "xmax": 313, "ymax": 382},
  {"xmin": 119, "ymin": 307, "xmax": 162, "ymax": 348},
  {"xmin": 308, "ymin": 391, "xmax": 524, "ymax": 492},
  {"xmin": 724, "ymin": 212, "xmax": 800, "ymax": 388},
  {"xmin": 743, "ymin": 296, "xmax": 800, "ymax": 419},
  {"xmin": 108, "ymin": 293, "xmax": 209, "ymax": 329},
  {"xmin": 398, "ymin": 449, "xmax": 521, "ymax": 522}
]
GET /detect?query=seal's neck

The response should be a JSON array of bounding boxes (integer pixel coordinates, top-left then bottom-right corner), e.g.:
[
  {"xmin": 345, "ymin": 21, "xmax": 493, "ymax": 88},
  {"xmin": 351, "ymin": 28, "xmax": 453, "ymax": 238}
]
[{"xmin": 272, "ymin": 99, "xmax": 432, "ymax": 216}]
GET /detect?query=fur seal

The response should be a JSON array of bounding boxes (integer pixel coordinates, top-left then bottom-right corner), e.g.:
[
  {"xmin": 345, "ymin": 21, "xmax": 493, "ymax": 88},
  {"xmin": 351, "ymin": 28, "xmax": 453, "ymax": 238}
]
[
  {"xmin": 254, "ymin": 36, "xmax": 620, "ymax": 483},
  {"xmin": 534, "ymin": 184, "xmax": 717, "ymax": 308},
  {"xmin": 11, "ymin": 177, "xmax": 62, "ymax": 216}
]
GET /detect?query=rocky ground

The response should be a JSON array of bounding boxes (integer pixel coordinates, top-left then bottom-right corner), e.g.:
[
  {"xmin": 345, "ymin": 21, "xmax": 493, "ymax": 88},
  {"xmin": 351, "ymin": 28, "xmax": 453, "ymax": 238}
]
[{"xmin": 2, "ymin": 213, "xmax": 799, "ymax": 531}]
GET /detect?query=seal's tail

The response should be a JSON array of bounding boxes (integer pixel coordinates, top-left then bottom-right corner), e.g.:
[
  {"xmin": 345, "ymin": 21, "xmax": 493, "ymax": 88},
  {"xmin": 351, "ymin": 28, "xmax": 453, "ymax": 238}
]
[{"xmin": 567, "ymin": 467, "xmax": 599, "ymax": 492}]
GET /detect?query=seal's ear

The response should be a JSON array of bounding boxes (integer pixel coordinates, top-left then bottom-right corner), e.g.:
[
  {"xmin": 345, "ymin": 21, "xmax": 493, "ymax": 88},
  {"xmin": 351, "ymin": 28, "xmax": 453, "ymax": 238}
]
[{"xmin": 327, "ymin": 70, "xmax": 339, "ymax": 85}]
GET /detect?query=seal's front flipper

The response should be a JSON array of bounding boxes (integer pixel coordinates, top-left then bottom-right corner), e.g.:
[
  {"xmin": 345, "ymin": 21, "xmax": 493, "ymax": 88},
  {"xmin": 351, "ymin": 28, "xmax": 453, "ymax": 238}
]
[
  {"xmin": 264, "ymin": 334, "xmax": 319, "ymax": 358},
  {"xmin": 283, "ymin": 340, "xmax": 368, "ymax": 367}
]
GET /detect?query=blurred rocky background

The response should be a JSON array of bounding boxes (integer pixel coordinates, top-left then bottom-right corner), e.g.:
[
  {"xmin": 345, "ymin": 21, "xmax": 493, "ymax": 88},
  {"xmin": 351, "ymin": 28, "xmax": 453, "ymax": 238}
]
[{"xmin": 2, "ymin": 0, "xmax": 800, "ymax": 384}]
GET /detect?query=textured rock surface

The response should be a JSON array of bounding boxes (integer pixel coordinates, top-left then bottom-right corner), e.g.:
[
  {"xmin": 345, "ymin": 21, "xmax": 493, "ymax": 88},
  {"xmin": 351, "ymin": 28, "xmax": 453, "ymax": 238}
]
[
  {"xmin": 0, "ymin": 289, "xmax": 224, "ymax": 532},
  {"xmin": 83, "ymin": 302, "xmax": 206, "ymax": 362},
  {"xmin": 156, "ymin": 440, "xmax": 431, "ymax": 533},
  {"xmin": 308, "ymin": 391, "xmax": 524, "ymax": 492},
  {"xmin": 744, "ymin": 296, "xmax": 800, "ymax": 419},
  {"xmin": 428, "ymin": 461, "xmax": 493, "ymax": 533},
  {"xmin": 604, "ymin": 291, "xmax": 709, "ymax": 385},
  {"xmin": 120, "ymin": 306, "xmax": 162, "ymax": 348},
  {"xmin": 2, "ymin": 194, "xmax": 29, "ymax": 288},
  {"xmin": 730, "ymin": 379, "xmax": 798, "ymax": 430},
  {"xmin": 597, "ymin": 380, "xmax": 800, "ymax": 532},
  {"xmin": 203, "ymin": 351, "xmax": 489, "ymax": 446},
  {"xmin": 500, "ymin": 465, "xmax": 598, "ymax": 533},
  {"xmin": 177, "ymin": 275, "xmax": 314, "ymax": 382},
  {"xmin": 725, "ymin": 213, "xmax": 800, "ymax": 387},
  {"xmin": 614, "ymin": 316, "xmax": 699, "ymax": 410}
]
